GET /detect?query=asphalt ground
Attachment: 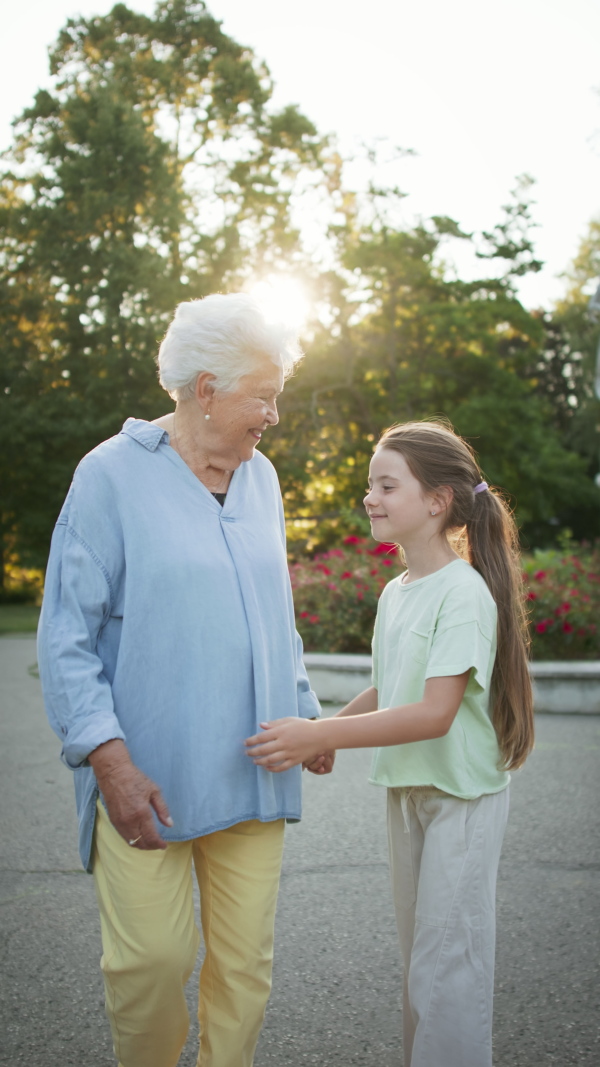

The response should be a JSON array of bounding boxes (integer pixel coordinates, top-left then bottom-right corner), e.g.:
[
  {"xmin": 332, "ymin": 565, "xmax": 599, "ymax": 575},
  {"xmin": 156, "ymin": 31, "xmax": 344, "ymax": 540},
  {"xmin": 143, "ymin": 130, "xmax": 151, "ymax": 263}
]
[{"xmin": 1, "ymin": 635, "xmax": 599, "ymax": 1067}]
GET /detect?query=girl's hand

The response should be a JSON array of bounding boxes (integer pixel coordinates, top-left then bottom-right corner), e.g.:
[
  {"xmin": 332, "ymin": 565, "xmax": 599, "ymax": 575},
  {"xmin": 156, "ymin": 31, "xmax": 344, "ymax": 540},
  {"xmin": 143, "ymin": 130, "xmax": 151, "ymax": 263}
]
[
  {"xmin": 245, "ymin": 718, "xmax": 324, "ymax": 772},
  {"xmin": 303, "ymin": 750, "xmax": 336, "ymax": 775}
]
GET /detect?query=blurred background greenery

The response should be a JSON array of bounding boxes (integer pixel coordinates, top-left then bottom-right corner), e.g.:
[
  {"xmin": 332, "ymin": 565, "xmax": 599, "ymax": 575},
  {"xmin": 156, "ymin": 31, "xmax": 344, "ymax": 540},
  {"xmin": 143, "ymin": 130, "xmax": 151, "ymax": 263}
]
[
  {"xmin": 1, "ymin": 1, "xmax": 599, "ymax": 647},
  {"xmin": 292, "ymin": 536, "xmax": 600, "ymax": 661}
]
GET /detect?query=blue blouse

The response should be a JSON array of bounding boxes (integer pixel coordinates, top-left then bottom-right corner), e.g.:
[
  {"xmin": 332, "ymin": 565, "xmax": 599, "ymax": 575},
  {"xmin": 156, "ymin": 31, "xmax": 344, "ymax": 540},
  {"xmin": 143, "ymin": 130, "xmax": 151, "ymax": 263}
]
[{"xmin": 37, "ymin": 418, "xmax": 321, "ymax": 871}]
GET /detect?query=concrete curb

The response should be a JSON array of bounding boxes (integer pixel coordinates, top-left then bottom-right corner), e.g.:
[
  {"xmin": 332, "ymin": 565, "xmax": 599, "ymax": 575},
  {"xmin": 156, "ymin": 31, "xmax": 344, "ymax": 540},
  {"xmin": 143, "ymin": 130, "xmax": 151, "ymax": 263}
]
[{"xmin": 303, "ymin": 653, "xmax": 600, "ymax": 714}]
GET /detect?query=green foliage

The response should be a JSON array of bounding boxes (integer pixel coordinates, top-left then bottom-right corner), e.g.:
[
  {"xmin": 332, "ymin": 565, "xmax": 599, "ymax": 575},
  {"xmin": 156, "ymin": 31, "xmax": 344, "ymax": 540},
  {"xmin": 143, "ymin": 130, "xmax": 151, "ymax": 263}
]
[
  {"xmin": 559, "ymin": 218, "xmax": 600, "ymax": 303},
  {"xmin": 476, "ymin": 174, "xmax": 544, "ymax": 277},
  {"xmin": 0, "ymin": 587, "xmax": 38, "ymax": 605},
  {"xmin": 291, "ymin": 537, "xmax": 600, "ymax": 660},
  {"xmin": 266, "ymin": 183, "xmax": 599, "ymax": 551},
  {"xmin": 0, "ymin": 557, "xmax": 44, "ymax": 604},
  {"xmin": 542, "ymin": 217, "xmax": 600, "ymax": 496},
  {"xmin": 0, "ymin": 604, "xmax": 41, "ymax": 633},
  {"xmin": 1, "ymin": 6, "xmax": 599, "ymax": 585},
  {"xmin": 0, "ymin": 0, "xmax": 322, "ymax": 574}
]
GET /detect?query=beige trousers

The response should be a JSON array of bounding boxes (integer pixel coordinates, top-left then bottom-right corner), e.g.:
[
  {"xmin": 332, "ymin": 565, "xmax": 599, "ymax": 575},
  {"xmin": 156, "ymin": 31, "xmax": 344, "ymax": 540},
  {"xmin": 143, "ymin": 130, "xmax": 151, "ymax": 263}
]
[
  {"xmin": 92, "ymin": 802, "xmax": 285, "ymax": 1067},
  {"xmin": 387, "ymin": 787, "xmax": 509, "ymax": 1067}
]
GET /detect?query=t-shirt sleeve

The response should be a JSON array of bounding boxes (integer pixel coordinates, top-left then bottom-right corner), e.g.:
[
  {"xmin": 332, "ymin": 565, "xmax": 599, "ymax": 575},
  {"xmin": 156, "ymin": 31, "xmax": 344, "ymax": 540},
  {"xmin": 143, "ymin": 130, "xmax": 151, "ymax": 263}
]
[
  {"xmin": 424, "ymin": 618, "xmax": 494, "ymax": 691},
  {"xmin": 371, "ymin": 592, "xmax": 385, "ymax": 692},
  {"xmin": 423, "ymin": 578, "xmax": 496, "ymax": 690}
]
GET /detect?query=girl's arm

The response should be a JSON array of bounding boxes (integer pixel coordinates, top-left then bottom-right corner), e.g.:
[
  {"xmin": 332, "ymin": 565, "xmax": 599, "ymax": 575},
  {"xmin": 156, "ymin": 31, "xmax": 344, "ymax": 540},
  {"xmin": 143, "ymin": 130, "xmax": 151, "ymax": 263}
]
[
  {"xmin": 334, "ymin": 685, "xmax": 379, "ymax": 717},
  {"xmin": 300, "ymin": 687, "xmax": 378, "ymax": 774},
  {"xmin": 245, "ymin": 672, "xmax": 470, "ymax": 772}
]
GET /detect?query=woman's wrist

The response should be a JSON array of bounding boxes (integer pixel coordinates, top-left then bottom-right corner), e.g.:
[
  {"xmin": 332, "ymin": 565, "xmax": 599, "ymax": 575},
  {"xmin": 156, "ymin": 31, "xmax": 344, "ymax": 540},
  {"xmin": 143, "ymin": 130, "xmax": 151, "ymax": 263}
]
[{"xmin": 88, "ymin": 739, "xmax": 132, "ymax": 783}]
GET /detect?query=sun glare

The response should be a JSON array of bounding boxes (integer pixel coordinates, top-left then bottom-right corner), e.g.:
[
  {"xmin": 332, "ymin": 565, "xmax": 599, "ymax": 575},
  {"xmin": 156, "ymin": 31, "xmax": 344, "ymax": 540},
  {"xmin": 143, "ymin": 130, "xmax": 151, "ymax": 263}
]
[{"xmin": 248, "ymin": 276, "xmax": 309, "ymax": 330}]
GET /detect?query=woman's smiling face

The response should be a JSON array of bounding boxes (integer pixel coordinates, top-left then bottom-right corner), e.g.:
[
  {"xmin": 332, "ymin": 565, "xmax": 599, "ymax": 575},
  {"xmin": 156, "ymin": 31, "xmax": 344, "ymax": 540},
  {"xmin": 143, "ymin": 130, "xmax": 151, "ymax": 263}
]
[
  {"xmin": 364, "ymin": 447, "xmax": 433, "ymax": 545},
  {"xmin": 209, "ymin": 360, "xmax": 284, "ymax": 465}
]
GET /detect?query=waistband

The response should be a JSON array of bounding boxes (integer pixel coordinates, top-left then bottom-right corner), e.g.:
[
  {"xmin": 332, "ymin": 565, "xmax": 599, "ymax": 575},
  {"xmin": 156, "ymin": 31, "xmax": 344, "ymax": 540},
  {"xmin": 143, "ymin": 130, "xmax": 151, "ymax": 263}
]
[{"xmin": 390, "ymin": 785, "xmax": 450, "ymax": 834}]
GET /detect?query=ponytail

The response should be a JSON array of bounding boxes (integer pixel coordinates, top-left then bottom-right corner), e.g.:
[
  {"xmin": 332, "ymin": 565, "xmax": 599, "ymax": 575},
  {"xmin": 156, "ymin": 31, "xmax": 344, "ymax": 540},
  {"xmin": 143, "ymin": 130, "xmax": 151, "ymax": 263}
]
[
  {"xmin": 466, "ymin": 488, "xmax": 534, "ymax": 769},
  {"xmin": 379, "ymin": 421, "xmax": 534, "ymax": 770}
]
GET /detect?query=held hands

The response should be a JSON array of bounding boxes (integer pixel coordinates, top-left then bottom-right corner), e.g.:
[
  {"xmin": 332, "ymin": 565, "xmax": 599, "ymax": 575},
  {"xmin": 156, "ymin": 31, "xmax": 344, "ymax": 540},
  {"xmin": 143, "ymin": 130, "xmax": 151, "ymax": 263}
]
[
  {"xmin": 245, "ymin": 718, "xmax": 335, "ymax": 774},
  {"xmin": 303, "ymin": 751, "xmax": 336, "ymax": 775},
  {"xmin": 89, "ymin": 740, "xmax": 173, "ymax": 850}
]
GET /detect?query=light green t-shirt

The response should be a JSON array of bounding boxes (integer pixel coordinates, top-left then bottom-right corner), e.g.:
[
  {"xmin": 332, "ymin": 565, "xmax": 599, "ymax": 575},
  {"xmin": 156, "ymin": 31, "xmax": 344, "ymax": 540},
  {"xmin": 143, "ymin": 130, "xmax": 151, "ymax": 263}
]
[{"xmin": 370, "ymin": 558, "xmax": 509, "ymax": 798}]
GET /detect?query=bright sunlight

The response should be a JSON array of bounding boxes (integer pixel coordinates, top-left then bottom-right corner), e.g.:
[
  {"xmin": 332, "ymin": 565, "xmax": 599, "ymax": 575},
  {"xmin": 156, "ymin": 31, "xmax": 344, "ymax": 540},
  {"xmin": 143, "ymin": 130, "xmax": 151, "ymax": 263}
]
[{"xmin": 248, "ymin": 275, "xmax": 310, "ymax": 330}]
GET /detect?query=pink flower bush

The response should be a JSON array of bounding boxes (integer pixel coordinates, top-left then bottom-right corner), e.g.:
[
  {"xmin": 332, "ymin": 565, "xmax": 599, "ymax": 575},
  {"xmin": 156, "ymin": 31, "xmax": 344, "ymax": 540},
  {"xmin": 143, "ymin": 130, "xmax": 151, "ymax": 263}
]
[
  {"xmin": 522, "ymin": 543, "xmax": 600, "ymax": 660},
  {"xmin": 291, "ymin": 537, "xmax": 600, "ymax": 660},
  {"xmin": 290, "ymin": 537, "xmax": 402, "ymax": 653}
]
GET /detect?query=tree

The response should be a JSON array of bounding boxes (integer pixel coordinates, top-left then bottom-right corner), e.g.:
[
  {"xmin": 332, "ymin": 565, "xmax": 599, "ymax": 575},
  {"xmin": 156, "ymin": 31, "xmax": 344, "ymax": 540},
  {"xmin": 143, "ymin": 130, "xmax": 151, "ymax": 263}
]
[
  {"xmin": 2, "ymin": 9, "xmax": 598, "ymax": 578},
  {"xmin": 0, "ymin": 0, "xmax": 322, "ymax": 584},
  {"xmin": 506, "ymin": 217, "xmax": 600, "ymax": 542},
  {"xmin": 0, "ymin": 0, "xmax": 322, "ymax": 579},
  {"xmin": 264, "ymin": 181, "xmax": 599, "ymax": 552}
]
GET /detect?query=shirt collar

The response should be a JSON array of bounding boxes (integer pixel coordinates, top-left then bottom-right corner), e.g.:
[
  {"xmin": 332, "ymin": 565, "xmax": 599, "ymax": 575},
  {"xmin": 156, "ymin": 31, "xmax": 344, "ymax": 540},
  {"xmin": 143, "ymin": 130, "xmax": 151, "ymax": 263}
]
[{"xmin": 120, "ymin": 418, "xmax": 169, "ymax": 452}]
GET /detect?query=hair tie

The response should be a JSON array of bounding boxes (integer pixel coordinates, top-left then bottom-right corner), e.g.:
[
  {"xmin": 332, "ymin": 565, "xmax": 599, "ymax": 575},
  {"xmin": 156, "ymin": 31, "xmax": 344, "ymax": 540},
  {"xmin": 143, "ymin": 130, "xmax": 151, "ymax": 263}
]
[{"xmin": 473, "ymin": 481, "xmax": 488, "ymax": 494}]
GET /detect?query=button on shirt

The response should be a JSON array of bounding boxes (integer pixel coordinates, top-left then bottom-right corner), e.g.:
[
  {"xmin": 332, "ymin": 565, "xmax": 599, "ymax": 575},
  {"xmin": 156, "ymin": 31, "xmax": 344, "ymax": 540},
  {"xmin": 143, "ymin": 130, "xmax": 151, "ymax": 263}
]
[{"xmin": 37, "ymin": 419, "xmax": 321, "ymax": 871}]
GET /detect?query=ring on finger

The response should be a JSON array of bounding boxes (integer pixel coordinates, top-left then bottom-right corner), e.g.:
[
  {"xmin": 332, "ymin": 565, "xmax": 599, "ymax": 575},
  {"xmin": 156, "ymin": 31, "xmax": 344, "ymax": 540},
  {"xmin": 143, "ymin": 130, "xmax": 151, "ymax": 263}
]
[{"xmin": 128, "ymin": 835, "xmax": 142, "ymax": 846}]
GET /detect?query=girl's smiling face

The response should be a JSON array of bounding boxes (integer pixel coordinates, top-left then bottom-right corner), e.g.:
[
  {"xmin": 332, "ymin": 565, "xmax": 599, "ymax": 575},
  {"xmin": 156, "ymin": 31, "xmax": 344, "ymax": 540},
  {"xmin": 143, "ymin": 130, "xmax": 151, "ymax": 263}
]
[{"xmin": 364, "ymin": 447, "xmax": 434, "ymax": 545}]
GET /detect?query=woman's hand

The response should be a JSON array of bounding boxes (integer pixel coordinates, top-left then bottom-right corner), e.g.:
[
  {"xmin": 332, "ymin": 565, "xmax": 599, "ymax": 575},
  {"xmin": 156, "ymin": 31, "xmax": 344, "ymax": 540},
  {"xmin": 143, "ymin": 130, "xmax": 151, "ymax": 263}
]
[
  {"xmin": 245, "ymin": 718, "xmax": 326, "ymax": 773},
  {"xmin": 89, "ymin": 740, "xmax": 173, "ymax": 850}
]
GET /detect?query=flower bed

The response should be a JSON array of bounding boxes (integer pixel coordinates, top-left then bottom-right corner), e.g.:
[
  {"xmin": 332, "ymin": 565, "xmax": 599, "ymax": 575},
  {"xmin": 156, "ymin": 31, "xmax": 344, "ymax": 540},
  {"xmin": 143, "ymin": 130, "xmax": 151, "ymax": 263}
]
[
  {"xmin": 291, "ymin": 538, "xmax": 600, "ymax": 660},
  {"xmin": 290, "ymin": 537, "xmax": 403, "ymax": 653},
  {"xmin": 522, "ymin": 545, "xmax": 600, "ymax": 660}
]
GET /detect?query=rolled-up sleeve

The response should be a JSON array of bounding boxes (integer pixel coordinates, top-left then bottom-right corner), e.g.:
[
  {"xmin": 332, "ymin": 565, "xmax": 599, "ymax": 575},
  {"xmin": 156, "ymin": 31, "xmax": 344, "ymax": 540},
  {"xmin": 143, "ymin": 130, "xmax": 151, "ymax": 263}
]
[
  {"xmin": 294, "ymin": 630, "xmax": 321, "ymax": 719},
  {"xmin": 37, "ymin": 509, "xmax": 126, "ymax": 770}
]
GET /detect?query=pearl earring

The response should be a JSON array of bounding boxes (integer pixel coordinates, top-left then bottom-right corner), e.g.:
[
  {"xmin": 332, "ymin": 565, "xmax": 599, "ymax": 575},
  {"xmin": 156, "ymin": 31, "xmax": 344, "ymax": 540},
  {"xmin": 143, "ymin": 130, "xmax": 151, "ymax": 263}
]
[
  {"xmin": 204, "ymin": 413, "xmax": 211, "ymax": 421},
  {"xmin": 431, "ymin": 510, "xmax": 436, "ymax": 516}
]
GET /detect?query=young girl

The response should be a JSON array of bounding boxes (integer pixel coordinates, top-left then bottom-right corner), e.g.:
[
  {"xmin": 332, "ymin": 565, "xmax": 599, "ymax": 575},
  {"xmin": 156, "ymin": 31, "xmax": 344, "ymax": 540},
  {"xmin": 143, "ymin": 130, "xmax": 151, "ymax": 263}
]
[{"xmin": 245, "ymin": 420, "xmax": 535, "ymax": 1067}]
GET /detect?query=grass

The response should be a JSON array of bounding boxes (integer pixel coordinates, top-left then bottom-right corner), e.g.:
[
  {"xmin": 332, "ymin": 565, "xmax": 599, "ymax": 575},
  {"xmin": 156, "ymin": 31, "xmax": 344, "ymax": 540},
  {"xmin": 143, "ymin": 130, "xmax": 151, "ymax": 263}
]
[{"xmin": 0, "ymin": 603, "xmax": 41, "ymax": 635}]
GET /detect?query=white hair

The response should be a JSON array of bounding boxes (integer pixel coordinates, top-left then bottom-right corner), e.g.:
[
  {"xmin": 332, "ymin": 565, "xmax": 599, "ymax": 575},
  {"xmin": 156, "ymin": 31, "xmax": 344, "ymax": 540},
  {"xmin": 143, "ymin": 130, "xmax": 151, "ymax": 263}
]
[{"xmin": 157, "ymin": 293, "xmax": 303, "ymax": 401}]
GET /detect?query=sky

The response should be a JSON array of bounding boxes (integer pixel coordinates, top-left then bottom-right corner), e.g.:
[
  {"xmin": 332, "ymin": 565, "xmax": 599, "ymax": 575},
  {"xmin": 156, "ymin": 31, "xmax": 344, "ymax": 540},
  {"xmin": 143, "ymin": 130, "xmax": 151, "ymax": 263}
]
[{"xmin": 2, "ymin": 0, "xmax": 599, "ymax": 309}]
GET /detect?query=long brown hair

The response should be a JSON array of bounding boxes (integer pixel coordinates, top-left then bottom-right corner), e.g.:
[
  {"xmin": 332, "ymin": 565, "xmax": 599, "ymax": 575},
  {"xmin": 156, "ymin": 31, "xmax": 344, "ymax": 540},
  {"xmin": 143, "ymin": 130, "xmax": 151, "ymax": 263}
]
[{"xmin": 379, "ymin": 419, "xmax": 534, "ymax": 769}]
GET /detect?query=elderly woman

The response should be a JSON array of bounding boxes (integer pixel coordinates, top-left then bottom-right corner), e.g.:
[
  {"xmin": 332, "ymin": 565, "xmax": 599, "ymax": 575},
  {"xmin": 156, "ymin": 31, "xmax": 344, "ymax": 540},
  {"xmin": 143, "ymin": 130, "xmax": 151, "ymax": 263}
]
[{"xmin": 37, "ymin": 293, "xmax": 327, "ymax": 1067}]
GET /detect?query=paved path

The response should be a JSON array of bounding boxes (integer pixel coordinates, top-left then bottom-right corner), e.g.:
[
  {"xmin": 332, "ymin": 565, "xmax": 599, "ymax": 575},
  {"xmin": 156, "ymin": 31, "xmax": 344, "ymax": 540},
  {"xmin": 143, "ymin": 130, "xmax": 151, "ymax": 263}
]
[{"xmin": 1, "ymin": 636, "xmax": 598, "ymax": 1066}]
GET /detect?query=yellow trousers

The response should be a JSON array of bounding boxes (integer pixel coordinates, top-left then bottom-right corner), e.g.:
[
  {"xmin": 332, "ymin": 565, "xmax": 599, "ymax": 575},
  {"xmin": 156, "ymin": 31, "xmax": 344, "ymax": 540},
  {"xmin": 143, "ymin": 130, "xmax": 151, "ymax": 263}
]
[{"xmin": 92, "ymin": 802, "xmax": 285, "ymax": 1067}]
